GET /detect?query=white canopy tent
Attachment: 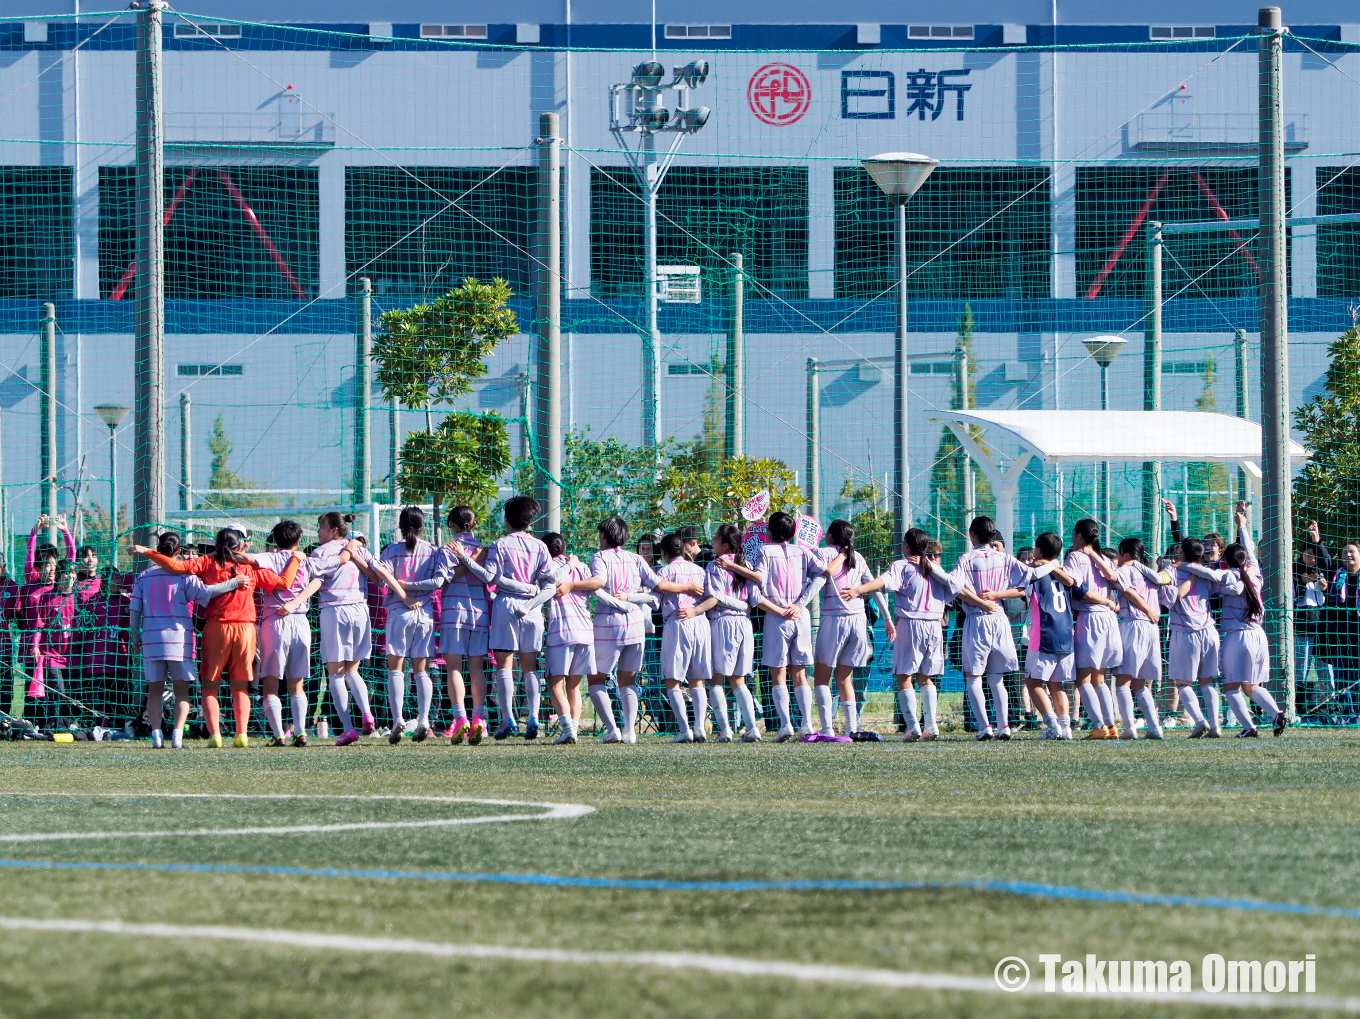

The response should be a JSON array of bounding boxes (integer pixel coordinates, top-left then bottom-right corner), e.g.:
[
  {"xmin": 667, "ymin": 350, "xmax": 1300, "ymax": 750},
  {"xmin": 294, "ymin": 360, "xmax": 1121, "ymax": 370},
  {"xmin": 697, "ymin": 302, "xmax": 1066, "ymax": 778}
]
[{"xmin": 925, "ymin": 410, "xmax": 1309, "ymax": 552}]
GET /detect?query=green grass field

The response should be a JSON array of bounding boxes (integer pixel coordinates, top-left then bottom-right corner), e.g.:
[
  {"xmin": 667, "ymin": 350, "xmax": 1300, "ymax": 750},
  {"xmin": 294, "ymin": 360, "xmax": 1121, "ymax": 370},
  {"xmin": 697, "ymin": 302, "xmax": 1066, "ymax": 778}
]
[{"xmin": 0, "ymin": 730, "xmax": 1358, "ymax": 1018}]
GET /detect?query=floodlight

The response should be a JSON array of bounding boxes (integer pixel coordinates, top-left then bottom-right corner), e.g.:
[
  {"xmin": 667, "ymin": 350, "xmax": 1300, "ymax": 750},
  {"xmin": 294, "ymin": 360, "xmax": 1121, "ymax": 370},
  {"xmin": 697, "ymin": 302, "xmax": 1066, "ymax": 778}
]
[
  {"xmin": 676, "ymin": 59, "xmax": 709, "ymax": 88},
  {"xmin": 1082, "ymin": 334, "xmax": 1128, "ymax": 369},
  {"xmin": 631, "ymin": 60, "xmax": 665, "ymax": 88},
  {"xmin": 95, "ymin": 403, "xmax": 130, "ymax": 428},
  {"xmin": 673, "ymin": 106, "xmax": 710, "ymax": 132},
  {"xmin": 861, "ymin": 152, "xmax": 939, "ymax": 203}
]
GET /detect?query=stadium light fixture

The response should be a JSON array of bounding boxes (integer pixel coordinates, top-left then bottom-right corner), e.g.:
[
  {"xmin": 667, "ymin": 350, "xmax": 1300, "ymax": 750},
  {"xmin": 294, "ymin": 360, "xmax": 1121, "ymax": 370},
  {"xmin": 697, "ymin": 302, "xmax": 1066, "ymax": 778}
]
[
  {"xmin": 1082, "ymin": 335, "xmax": 1128, "ymax": 540},
  {"xmin": 94, "ymin": 404, "xmax": 130, "ymax": 566},
  {"xmin": 609, "ymin": 58, "xmax": 713, "ymax": 453},
  {"xmin": 861, "ymin": 152, "xmax": 939, "ymax": 537}
]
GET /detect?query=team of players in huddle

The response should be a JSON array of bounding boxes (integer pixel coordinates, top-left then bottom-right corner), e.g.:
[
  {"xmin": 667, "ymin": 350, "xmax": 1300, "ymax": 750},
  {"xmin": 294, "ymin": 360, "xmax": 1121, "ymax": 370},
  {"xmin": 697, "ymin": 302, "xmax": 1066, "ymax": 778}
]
[{"xmin": 124, "ymin": 494, "xmax": 1286, "ymax": 748}]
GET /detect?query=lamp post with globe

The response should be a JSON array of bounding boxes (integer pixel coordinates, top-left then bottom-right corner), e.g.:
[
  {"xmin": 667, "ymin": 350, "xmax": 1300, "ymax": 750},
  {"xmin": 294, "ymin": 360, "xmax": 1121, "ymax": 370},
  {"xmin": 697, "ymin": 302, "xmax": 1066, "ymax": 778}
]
[
  {"xmin": 94, "ymin": 403, "xmax": 130, "ymax": 564},
  {"xmin": 1081, "ymin": 335, "xmax": 1128, "ymax": 541}
]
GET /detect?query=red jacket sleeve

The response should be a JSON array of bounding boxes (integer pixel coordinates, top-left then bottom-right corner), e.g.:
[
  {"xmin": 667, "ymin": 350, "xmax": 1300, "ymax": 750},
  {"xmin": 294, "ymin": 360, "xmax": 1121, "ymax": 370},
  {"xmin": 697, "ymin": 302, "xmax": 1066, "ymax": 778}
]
[{"xmin": 255, "ymin": 555, "xmax": 301, "ymax": 593}]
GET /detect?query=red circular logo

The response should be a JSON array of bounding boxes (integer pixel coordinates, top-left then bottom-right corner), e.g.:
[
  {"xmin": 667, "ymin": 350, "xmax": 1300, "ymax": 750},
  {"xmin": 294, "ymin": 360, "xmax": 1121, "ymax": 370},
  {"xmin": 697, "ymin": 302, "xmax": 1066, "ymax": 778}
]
[{"xmin": 748, "ymin": 63, "xmax": 810, "ymax": 126}]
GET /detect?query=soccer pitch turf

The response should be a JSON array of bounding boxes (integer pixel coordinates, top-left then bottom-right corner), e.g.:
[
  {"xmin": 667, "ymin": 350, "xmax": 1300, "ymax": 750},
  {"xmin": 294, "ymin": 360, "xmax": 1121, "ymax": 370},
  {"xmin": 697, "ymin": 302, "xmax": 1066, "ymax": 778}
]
[{"xmin": 0, "ymin": 732, "xmax": 1358, "ymax": 1018}]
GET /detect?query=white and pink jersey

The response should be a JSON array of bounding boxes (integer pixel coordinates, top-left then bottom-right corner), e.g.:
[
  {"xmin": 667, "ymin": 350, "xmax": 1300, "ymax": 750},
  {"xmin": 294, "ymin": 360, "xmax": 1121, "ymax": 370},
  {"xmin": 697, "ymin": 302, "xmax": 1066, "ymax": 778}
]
[
  {"xmin": 704, "ymin": 557, "xmax": 758, "ymax": 618},
  {"xmin": 589, "ymin": 547, "xmax": 661, "ymax": 643},
  {"xmin": 255, "ymin": 550, "xmax": 314, "ymax": 616},
  {"xmin": 545, "ymin": 557, "xmax": 594, "ymax": 647},
  {"xmin": 378, "ymin": 538, "xmax": 440, "ymax": 611},
  {"xmin": 880, "ymin": 559, "xmax": 956, "ymax": 621},
  {"xmin": 438, "ymin": 533, "xmax": 490, "ymax": 630},
  {"xmin": 810, "ymin": 545, "xmax": 871, "ymax": 617},
  {"xmin": 950, "ymin": 545, "xmax": 1030, "ymax": 618},
  {"xmin": 1115, "ymin": 562, "xmax": 1161, "ymax": 624},
  {"xmin": 1168, "ymin": 568, "xmax": 1216, "ymax": 631},
  {"xmin": 657, "ymin": 558, "xmax": 706, "ymax": 622},
  {"xmin": 130, "ymin": 565, "xmax": 211, "ymax": 660},
  {"xmin": 1217, "ymin": 561, "xmax": 1264, "ymax": 631},
  {"xmin": 1063, "ymin": 549, "xmax": 1118, "ymax": 616},
  {"xmin": 749, "ymin": 541, "xmax": 814, "ymax": 608},
  {"xmin": 310, "ymin": 538, "xmax": 374, "ymax": 608},
  {"xmin": 484, "ymin": 532, "xmax": 552, "ymax": 610}
]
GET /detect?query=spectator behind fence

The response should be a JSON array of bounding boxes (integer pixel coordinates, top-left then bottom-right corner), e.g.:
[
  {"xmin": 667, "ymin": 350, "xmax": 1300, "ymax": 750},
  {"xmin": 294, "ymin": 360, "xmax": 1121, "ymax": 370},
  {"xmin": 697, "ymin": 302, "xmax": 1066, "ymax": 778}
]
[
  {"xmin": 1325, "ymin": 540, "xmax": 1360, "ymax": 723},
  {"xmin": 1295, "ymin": 520, "xmax": 1334, "ymax": 721}
]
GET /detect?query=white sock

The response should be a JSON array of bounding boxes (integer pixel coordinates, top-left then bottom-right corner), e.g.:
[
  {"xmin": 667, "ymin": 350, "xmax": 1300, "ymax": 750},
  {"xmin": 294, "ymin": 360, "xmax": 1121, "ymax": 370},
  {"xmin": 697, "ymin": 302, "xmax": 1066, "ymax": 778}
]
[
  {"xmin": 772, "ymin": 684, "xmax": 791, "ymax": 729},
  {"xmin": 1042, "ymin": 711, "xmax": 1058, "ymax": 731},
  {"xmin": 1059, "ymin": 713, "xmax": 1071, "ymax": 736},
  {"xmin": 735, "ymin": 683, "xmax": 758, "ymax": 734},
  {"xmin": 666, "ymin": 687, "xmax": 691, "ymax": 737},
  {"xmin": 523, "ymin": 670, "xmax": 541, "ymax": 728},
  {"xmin": 414, "ymin": 671, "xmax": 433, "ymax": 728},
  {"xmin": 709, "ymin": 686, "xmax": 731, "ymax": 736},
  {"xmin": 346, "ymin": 671, "xmax": 372, "ymax": 719},
  {"xmin": 1136, "ymin": 686, "xmax": 1162, "ymax": 736},
  {"xmin": 1096, "ymin": 682, "xmax": 1116, "ymax": 730},
  {"xmin": 814, "ymin": 685, "xmax": 834, "ymax": 735},
  {"xmin": 263, "ymin": 694, "xmax": 284, "ymax": 739},
  {"xmin": 921, "ymin": 684, "xmax": 938, "ymax": 733},
  {"xmin": 290, "ymin": 692, "xmax": 308, "ymax": 736},
  {"xmin": 387, "ymin": 670, "xmax": 406, "ymax": 728},
  {"xmin": 965, "ymin": 675, "xmax": 990, "ymax": 733},
  {"xmin": 1077, "ymin": 683, "xmax": 1106, "ymax": 728},
  {"xmin": 898, "ymin": 686, "xmax": 920, "ymax": 734},
  {"xmin": 620, "ymin": 684, "xmax": 639, "ymax": 736},
  {"xmin": 1249, "ymin": 685, "xmax": 1282, "ymax": 718},
  {"xmin": 842, "ymin": 690, "xmax": 859, "ymax": 734},
  {"xmin": 1201, "ymin": 684, "xmax": 1221, "ymax": 730},
  {"xmin": 495, "ymin": 668, "xmax": 516, "ymax": 728},
  {"xmin": 588, "ymin": 684, "xmax": 618, "ymax": 736},
  {"xmin": 1226, "ymin": 688, "xmax": 1255, "ymax": 730},
  {"xmin": 689, "ymin": 685, "xmax": 708, "ymax": 736},
  {"xmin": 1178, "ymin": 685, "xmax": 1206, "ymax": 725},
  {"xmin": 794, "ymin": 684, "xmax": 813, "ymax": 731},
  {"xmin": 1116, "ymin": 685, "xmax": 1137, "ymax": 733},
  {"xmin": 329, "ymin": 674, "xmax": 354, "ymax": 732},
  {"xmin": 986, "ymin": 673, "xmax": 1009, "ymax": 732}
]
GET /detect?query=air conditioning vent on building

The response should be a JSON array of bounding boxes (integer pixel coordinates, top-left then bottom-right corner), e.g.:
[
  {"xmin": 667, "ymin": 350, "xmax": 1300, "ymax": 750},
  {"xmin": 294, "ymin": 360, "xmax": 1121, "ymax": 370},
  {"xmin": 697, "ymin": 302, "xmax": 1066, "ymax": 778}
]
[
  {"xmin": 420, "ymin": 24, "xmax": 488, "ymax": 39},
  {"xmin": 173, "ymin": 22, "xmax": 243, "ymax": 39},
  {"xmin": 1150, "ymin": 26, "xmax": 1215, "ymax": 39},
  {"xmin": 656, "ymin": 266, "xmax": 702, "ymax": 303},
  {"xmin": 908, "ymin": 25, "xmax": 974, "ymax": 39},
  {"xmin": 664, "ymin": 24, "xmax": 731, "ymax": 39}
]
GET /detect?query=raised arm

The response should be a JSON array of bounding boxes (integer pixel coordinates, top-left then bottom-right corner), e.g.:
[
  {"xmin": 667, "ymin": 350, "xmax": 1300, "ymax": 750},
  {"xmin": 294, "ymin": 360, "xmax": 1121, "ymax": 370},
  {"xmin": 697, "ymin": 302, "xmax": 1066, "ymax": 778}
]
[
  {"xmin": 59, "ymin": 521, "xmax": 76, "ymax": 562},
  {"xmin": 23, "ymin": 527, "xmax": 38, "ymax": 583},
  {"xmin": 1162, "ymin": 497, "xmax": 1183, "ymax": 544},
  {"xmin": 1235, "ymin": 502, "xmax": 1257, "ymax": 563}
]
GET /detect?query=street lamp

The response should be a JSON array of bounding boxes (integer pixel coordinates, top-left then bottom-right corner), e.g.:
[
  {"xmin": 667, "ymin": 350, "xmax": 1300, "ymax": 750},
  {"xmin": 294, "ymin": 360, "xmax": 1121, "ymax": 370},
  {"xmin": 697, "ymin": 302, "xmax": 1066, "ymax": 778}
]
[
  {"xmin": 1081, "ymin": 335, "xmax": 1127, "ymax": 541},
  {"xmin": 862, "ymin": 152, "xmax": 939, "ymax": 537},
  {"xmin": 94, "ymin": 404, "xmax": 130, "ymax": 565},
  {"xmin": 609, "ymin": 59, "xmax": 711, "ymax": 452}
]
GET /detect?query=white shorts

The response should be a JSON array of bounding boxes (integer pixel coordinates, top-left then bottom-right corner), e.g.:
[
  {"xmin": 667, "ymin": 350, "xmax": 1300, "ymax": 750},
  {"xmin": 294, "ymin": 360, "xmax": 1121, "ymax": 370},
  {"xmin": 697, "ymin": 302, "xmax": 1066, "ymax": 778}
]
[
  {"xmin": 385, "ymin": 603, "xmax": 436, "ymax": 660},
  {"xmin": 320, "ymin": 602, "xmax": 372, "ymax": 664},
  {"xmin": 960, "ymin": 612, "xmax": 1018, "ymax": 675},
  {"xmin": 595, "ymin": 639, "xmax": 643, "ymax": 676},
  {"xmin": 893, "ymin": 618, "xmax": 944, "ymax": 677},
  {"xmin": 662, "ymin": 617, "xmax": 711, "ymax": 681},
  {"xmin": 709, "ymin": 615, "xmax": 754, "ymax": 677},
  {"xmin": 814, "ymin": 612, "xmax": 869, "ymax": 668},
  {"xmin": 1026, "ymin": 650, "xmax": 1074, "ymax": 685},
  {"xmin": 144, "ymin": 659, "xmax": 197, "ymax": 685},
  {"xmin": 440, "ymin": 623, "xmax": 489, "ymax": 660},
  {"xmin": 545, "ymin": 642, "xmax": 595, "ymax": 678},
  {"xmin": 259, "ymin": 612, "xmax": 312, "ymax": 680},
  {"xmin": 1169, "ymin": 626, "xmax": 1220, "ymax": 682},
  {"xmin": 1074, "ymin": 610, "xmax": 1124, "ymax": 671},
  {"xmin": 761, "ymin": 610, "xmax": 813, "ymax": 668},
  {"xmin": 1118, "ymin": 619, "xmax": 1162, "ymax": 682},
  {"xmin": 489, "ymin": 603, "xmax": 543, "ymax": 653},
  {"xmin": 1222, "ymin": 627, "xmax": 1269, "ymax": 687}
]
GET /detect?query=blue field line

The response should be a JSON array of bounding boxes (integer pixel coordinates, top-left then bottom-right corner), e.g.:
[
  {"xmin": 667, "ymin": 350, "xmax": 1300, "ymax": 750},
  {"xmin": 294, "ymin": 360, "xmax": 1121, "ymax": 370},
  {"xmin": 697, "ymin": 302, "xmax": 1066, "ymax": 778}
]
[{"xmin": 1, "ymin": 858, "xmax": 1358, "ymax": 920}]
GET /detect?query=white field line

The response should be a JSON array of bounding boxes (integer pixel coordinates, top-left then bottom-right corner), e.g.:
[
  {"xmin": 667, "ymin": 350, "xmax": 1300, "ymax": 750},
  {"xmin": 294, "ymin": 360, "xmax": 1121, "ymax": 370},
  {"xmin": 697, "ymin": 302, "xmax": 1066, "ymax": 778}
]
[
  {"xmin": 0, "ymin": 916, "xmax": 1355, "ymax": 1013},
  {"xmin": 0, "ymin": 794, "xmax": 594, "ymax": 843}
]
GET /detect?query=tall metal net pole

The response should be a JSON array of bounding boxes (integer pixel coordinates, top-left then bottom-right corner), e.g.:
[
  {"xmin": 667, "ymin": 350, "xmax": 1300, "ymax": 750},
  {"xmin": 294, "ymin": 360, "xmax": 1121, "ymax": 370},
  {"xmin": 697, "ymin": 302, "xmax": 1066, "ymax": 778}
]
[
  {"xmin": 39, "ymin": 303, "xmax": 56, "ymax": 539},
  {"xmin": 1143, "ymin": 220, "xmax": 1163, "ymax": 551},
  {"xmin": 894, "ymin": 202, "xmax": 909, "ymax": 538},
  {"xmin": 354, "ymin": 277, "xmax": 372, "ymax": 506},
  {"xmin": 806, "ymin": 358, "xmax": 820, "ymax": 520},
  {"xmin": 1258, "ymin": 5, "xmax": 1295, "ymax": 718},
  {"xmin": 537, "ymin": 112, "xmax": 563, "ymax": 532},
  {"xmin": 178, "ymin": 391, "xmax": 191, "ymax": 511},
  {"xmin": 642, "ymin": 154, "xmax": 661, "ymax": 452},
  {"xmin": 133, "ymin": 0, "xmax": 165, "ymax": 548},
  {"xmin": 725, "ymin": 253, "xmax": 744, "ymax": 460},
  {"xmin": 1235, "ymin": 326, "xmax": 1250, "ymax": 503}
]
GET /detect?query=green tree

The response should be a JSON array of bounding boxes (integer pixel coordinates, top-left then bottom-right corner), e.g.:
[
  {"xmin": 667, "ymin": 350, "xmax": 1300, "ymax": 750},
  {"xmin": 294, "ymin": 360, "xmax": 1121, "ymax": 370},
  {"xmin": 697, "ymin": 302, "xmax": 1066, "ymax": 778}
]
[
  {"xmin": 80, "ymin": 500, "xmax": 130, "ymax": 569},
  {"xmin": 204, "ymin": 414, "xmax": 272, "ymax": 509},
  {"xmin": 927, "ymin": 305, "xmax": 993, "ymax": 558},
  {"xmin": 834, "ymin": 477, "xmax": 895, "ymax": 574},
  {"xmin": 1293, "ymin": 326, "xmax": 1360, "ymax": 546},
  {"xmin": 662, "ymin": 448, "xmax": 801, "ymax": 534},
  {"xmin": 398, "ymin": 412, "xmax": 510, "ymax": 528}
]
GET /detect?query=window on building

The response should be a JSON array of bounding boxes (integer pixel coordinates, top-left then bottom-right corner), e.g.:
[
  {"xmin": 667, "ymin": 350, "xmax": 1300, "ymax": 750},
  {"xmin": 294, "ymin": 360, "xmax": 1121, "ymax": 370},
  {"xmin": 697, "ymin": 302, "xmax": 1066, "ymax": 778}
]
[
  {"xmin": 1150, "ymin": 26, "xmax": 1215, "ymax": 39},
  {"xmin": 99, "ymin": 167, "xmax": 318, "ymax": 299},
  {"xmin": 172, "ymin": 22, "xmax": 242, "ymax": 39},
  {"xmin": 907, "ymin": 25, "xmax": 974, "ymax": 39},
  {"xmin": 834, "ymin": 166, "xmax": 1050, "ymax": 299},
  {"xmin": 177, "ymin": 363, "xmax": 244, "ymax": 377},
  {"xmin": 1318, "ymin": 166, "xmax": 1360, "ymax": 298},
  {"xmin": 664, "ymin": 24, "xmax": 732, "ymax": 39},
  {"xmin": 420, "ymin": 24, "xmax": 488, "ymax": 38},
  {"xmin": 0, "ymin": 167, "xmax": 71, "ymax": 300},
  {"xmin": 1075, "ymin": 167, "xmax": 1288, "ymax": 299},
  {"xmin": 346, "ymin": 167, "xmax": 538, "ymax": 297},
  {"xmin": 590, "ymin": 166, "xmax": 808, "ymax": 300}
]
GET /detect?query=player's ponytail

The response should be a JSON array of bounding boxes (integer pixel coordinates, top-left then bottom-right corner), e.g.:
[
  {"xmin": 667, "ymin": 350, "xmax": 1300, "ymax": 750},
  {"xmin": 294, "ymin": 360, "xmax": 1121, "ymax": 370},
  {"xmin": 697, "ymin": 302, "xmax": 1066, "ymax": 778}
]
[
  {"xmin": 1118, "ymin": 536, "xmax": 1149, "ymax": 566},
  {"xmin": 969, "ymin": 516, "xmax": 997, "ymax": 546},
  {"xmin": 1074, "ymin": 518, "xmax": 1102, "ymax": 555},
  {"xmin": 1224, "ymin": 543, "xmax": 1263, "ymax": 618},
  {"xmin": 904, "ymin": 527, "xmax": 933, "ymax": 578},
  {"xmin": 156, "ymin": 531, "xmax": 182, "ymax": 557},
  {"xmin": 826, "ymin": 518, "xmax": 857, "ymax": 570},
  {"xmin": 447, "ymin": 505, "xmax": 476, "ymax": 533},
  {"xmin": 713, "ymin": 522, "xmax": 747, "ymax": 597},
  {"xmin": 542, "ymin": 531, "xmax": 566, "ymax": 559},
  {"xmin": 399, "ymin": 505, "xmax": 424, "ymax": 552},
  {"xmin": 211, "ymin": 527, "xmax": 249, "ymax": 566},
  {"xmin": 318, "ymin": 511, "xmax": 350, "ymax": 539}
]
